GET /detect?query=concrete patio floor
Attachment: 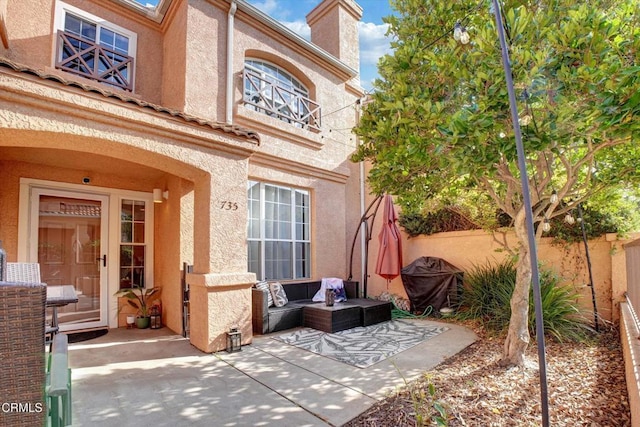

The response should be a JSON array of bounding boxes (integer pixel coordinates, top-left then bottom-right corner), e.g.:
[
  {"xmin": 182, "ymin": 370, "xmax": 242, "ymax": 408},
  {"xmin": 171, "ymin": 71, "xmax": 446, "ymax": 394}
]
[{"xmin": 68, "ymin": 319, "xmax": 477, "ymax": 426}]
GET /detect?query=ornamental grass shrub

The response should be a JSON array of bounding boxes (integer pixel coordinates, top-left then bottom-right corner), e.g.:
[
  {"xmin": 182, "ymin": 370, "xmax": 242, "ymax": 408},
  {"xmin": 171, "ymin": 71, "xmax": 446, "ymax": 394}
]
[{"xmin": 458, "ymin": 260, "xmax": 593, "ymax": 342}]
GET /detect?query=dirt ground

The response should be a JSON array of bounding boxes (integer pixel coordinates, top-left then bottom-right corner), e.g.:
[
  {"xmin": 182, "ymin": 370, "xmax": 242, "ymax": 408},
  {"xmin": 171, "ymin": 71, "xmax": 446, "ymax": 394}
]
[{"xmin": 345, "ymin": 323, "xmax": 631, "ymax": 426}]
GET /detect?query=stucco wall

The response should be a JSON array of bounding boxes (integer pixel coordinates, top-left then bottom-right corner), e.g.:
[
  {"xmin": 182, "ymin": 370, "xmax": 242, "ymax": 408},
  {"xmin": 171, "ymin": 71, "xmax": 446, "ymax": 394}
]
[
  {"xmin": 366, "ymin": 224, "xmax": 636, "ymax": 323},
  {"xmin": 248, "ymin": 160, "xmax": 351, "ymax": 280},
  {"xmin": 0, "ymin": 158, "xmax": 159, "ymax": 259},
  {"xmin": 161, "ymin": 0, "xmax": 188, "ymax": 112},
  {"xmin": 307, "ymin": 0, "xmax": 361, "ymax": 72},
  {"xmin": 3, "ymin": 0, "xmax": 164, "ymax": 103},
  {"xmin": 183, "ymin": 0, "xmax": 225, "ymax": 120},
  {"xmin": 0, "ymin": 0, "xmax": 363, "ymax": 352}
]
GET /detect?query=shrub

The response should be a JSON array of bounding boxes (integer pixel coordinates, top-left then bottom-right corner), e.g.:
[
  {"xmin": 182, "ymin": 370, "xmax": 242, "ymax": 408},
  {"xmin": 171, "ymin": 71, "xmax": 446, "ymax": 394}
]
[
  {"xmin": 536, "ymin": 268, "xmax": 594, "ymax": 343},
  {"xmin": 399, "ymin": 207, "xmax": 480, "ymax": 237},
  {"xmin": 398, "ymin": 189, "xmax": 640, "ymax": 243},
  {"xmin": 458, "ymin": 260, "xmax": 592, "ymax": 342},
  {"xmin": 457, "ymin": 260, "xmax": 515, "ymax": 332}
]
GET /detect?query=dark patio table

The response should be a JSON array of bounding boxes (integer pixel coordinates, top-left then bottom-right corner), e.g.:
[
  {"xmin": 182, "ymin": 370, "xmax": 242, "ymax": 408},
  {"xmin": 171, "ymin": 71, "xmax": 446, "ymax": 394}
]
[
  {"xmin": 46, "ymin": 285, "xmax": 78, "ymax": 328},
  {"xmin": 303, "ymin": 303, "xmax": 361, "ymax": 333}
]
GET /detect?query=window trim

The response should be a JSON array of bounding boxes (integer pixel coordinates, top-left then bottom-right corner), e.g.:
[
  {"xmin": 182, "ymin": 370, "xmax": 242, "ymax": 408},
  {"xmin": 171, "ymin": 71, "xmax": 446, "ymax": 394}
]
[
  {"xmin": 243, "ymin": 58, "xmax": 321, "ymax": 131},
  {"xmin": 248, "ymin": 181, "xmax": 311, "ymax": 281},
  {"xmin": 53, "ymin": 1, "xmax": 138, "ymax": 90},
  {"xmin": 118, "ymin": 198, "xmax": 150, "ymax": 290},
  {"xmin": 245, "ymin": 59, "xmax": 309, "ymax": 98}
]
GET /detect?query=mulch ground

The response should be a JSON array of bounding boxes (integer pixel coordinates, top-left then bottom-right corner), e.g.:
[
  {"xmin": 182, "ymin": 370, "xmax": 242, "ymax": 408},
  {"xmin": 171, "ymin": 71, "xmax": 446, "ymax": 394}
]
[{"xmin": 345, "ymin": 322, "xmax": 631, "ymax": 426}]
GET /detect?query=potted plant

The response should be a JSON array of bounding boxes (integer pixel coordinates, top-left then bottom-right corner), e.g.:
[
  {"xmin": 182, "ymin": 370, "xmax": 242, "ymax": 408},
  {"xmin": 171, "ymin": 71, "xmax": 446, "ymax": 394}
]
[{"xmin": 115, "ymin": 287, "xmax": 161, "ymax": 329}]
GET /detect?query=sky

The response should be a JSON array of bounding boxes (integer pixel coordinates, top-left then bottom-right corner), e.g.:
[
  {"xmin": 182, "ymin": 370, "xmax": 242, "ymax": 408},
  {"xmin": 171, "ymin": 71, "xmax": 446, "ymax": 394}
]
[
  {"xmin": 245, "ymin": 0, "xmax": 394, "ymax": 91},
  {"xmin": 136, "ymin": 0, "xmax": 394, "ymax": 91}
]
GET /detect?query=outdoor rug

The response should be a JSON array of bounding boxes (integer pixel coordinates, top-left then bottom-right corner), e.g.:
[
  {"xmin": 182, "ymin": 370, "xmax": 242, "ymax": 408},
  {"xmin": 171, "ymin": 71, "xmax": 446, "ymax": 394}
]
[{"xmin": 274, "ymin": 320, "xmax": 449, "ymax": 368}]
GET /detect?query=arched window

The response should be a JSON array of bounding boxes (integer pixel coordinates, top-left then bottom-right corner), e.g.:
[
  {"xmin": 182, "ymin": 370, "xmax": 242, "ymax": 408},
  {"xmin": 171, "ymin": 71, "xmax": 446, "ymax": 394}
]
[{"xmin": 243, "ymin": 59, "xmax": 321, "ymax": 130}]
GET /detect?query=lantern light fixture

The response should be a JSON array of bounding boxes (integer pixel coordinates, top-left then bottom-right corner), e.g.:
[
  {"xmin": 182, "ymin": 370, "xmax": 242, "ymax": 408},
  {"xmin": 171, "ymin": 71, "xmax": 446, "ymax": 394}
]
[
  {"xmin": 149, "ymin": 305, "xmax": 162, "ymax": 329},
  {"xmin": 226, "ymin": 327, "xmax": 242, "ymax": 353}
]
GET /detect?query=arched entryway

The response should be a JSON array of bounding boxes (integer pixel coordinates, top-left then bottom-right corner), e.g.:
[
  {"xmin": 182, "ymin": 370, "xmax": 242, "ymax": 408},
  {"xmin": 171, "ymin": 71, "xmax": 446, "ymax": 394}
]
[{"xmin": 1, "ymin": 117, "xmax": 258, "ymax": 352}]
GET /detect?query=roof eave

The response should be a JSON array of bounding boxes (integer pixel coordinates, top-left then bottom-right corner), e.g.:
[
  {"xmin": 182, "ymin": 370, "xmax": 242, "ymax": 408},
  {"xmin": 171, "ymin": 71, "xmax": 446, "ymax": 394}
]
[{"xmin": 231, "ymin": 0, "xmax": 359, "ymax": 79}]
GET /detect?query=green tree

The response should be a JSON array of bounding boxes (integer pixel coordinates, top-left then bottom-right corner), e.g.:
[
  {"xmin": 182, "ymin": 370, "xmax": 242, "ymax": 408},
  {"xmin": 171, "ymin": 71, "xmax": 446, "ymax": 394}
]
[{"xmin": 353, "ymin": 0, "xmax": 640, "ymax": 366}]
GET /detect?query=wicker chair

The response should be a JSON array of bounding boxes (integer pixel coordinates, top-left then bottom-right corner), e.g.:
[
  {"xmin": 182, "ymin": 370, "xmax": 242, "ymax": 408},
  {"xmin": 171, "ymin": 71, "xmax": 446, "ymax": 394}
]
[
  {"xmin": 6, "ymin": 262, "xmax": 41, "ymax": 283},
  {"xmin": 6, "ymin": 262, "xmax": 58, "ymax": 350},
  {"xmin": 0, "ymin": 281, "xmax": 47, "ymax": 427}
]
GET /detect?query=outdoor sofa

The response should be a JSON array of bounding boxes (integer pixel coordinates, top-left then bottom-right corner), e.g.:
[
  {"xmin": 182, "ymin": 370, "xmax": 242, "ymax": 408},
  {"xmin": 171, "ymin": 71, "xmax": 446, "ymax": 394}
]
[{"xmin": 251, "ymin": 280, "xmax": 392, "ymax": 334}]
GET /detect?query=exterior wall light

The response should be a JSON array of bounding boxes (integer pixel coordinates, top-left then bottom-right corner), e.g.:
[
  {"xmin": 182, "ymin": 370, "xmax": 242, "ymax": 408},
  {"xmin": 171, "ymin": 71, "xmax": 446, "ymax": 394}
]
[{"xmin": 153, "ymin": 188, "xmax": 169, "ymax": 203}]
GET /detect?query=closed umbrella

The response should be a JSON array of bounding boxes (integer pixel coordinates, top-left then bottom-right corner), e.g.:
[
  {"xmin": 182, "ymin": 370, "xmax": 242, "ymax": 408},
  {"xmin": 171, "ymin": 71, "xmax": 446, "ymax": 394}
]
[{"xmin": 375, "ymin": 194, "xmax": 403, "ymax": 289}]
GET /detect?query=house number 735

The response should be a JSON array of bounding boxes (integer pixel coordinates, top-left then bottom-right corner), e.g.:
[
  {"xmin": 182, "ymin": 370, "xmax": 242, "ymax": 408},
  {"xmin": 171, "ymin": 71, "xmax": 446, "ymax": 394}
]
[{"xmin": 220, "ymin": 201, "xmax": 238, "ymax": 211}]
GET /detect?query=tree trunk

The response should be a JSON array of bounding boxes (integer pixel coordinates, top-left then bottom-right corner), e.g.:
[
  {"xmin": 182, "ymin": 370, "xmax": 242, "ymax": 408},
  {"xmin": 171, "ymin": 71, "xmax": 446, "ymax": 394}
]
[{"xmin": 499, "ymin": 210, "xmax": 533, "ymax": 367}]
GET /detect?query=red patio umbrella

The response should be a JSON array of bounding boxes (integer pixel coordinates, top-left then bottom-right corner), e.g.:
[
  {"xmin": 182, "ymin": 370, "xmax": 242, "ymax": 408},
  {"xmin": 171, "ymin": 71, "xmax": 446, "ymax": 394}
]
[{"xmin": 375, "ymin": 194, "xmax": 403, "ymax": 285}]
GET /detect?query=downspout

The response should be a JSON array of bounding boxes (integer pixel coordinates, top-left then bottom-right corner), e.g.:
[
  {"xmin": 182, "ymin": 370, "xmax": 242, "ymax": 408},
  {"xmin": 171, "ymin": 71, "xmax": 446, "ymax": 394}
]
[
  {"xmin": 347, "ymin": 97, "xmax": 368, "ymax": 297},
  {"xmin": 360, "ymin": 156, "xmax": 366, "ymax": 295},
  {"xmin": 357, "ymin": 97, "xmax": 367, "ymax": 296},
  {"xmin": 226, "ymin": 0, "xmax": 237, "ymax": 125}
]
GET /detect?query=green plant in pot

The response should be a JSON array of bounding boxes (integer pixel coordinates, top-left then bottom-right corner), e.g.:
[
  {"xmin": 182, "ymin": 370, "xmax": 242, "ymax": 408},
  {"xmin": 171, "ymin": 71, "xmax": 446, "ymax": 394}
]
[{"xmin": 115, "ymin": 287, "xmax": 161, "ymax": 329}]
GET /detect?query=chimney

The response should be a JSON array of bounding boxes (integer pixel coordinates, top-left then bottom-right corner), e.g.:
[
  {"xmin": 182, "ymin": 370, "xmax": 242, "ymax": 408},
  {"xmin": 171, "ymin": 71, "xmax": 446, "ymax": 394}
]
[{"xmin": 306, "ymin": 0, "xmax": 362, "ymax": 72}]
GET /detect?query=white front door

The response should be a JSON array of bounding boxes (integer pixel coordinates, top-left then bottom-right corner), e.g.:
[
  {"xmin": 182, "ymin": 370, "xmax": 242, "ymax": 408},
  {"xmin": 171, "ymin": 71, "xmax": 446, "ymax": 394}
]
[{"xmin": 30, "ymin": 188, "xmax": 109, "ymax": 331}]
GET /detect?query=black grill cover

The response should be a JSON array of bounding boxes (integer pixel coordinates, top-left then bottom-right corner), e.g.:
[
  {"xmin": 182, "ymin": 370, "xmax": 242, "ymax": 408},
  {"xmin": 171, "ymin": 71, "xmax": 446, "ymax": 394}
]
[{"xmin": 401, "ymin": 256, "xmax": 463, "ymax": 313}]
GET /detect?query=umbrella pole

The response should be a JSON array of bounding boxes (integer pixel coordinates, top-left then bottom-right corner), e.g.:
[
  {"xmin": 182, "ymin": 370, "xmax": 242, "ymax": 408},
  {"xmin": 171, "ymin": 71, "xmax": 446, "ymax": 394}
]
[{"xmin": 347, "ymin": 195, "xmax": 383, "ymax": 298}]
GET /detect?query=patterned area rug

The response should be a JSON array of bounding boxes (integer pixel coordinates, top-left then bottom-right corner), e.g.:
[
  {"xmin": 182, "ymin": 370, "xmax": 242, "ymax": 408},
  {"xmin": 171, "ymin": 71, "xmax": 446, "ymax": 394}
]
[{"xmin": 274, "ymin": 320, "xmax": 449, "ymax": 368}]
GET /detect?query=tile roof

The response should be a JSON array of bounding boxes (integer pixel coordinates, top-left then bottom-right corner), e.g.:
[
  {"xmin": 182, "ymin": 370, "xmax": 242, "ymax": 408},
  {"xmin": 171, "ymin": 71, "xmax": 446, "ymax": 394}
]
[
  {"xmin": 40, "ymin": 203, "xmax": 101, "ymax": 218},
  {"xmin": 0, "ymin": 57, "xmax": 260, "ymax": 143}
]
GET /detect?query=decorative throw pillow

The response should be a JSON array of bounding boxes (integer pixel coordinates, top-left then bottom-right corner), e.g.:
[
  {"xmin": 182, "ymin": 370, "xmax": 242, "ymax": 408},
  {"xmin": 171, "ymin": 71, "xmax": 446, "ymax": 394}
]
[
  {"xmin": 269, "ymin": 282, "xmax": 288, "ymax": 307},
  {"xmin": 255, "ymin": 281, "xmax": 273, "ymax": 307}
]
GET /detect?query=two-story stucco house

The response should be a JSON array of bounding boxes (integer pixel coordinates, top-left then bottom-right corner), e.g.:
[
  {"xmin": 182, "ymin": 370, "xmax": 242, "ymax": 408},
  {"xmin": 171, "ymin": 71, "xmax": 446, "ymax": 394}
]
[{"xmin": 0, "ymin": 0, "xmax": 364, "ymax": 352}]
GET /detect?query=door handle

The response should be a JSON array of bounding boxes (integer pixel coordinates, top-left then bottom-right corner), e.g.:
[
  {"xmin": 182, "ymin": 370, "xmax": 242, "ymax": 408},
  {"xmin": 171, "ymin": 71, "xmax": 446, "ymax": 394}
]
[{"xmin": 96, "ymin": 255, "xmax": 107, "ymax": 267}]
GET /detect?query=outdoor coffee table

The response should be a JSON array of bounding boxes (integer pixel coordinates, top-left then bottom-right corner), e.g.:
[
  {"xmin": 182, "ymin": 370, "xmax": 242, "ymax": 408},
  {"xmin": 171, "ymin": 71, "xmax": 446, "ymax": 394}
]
[
  {"xmin": 303, "ymin": 303, "xmax": 361, "ymax": 333},
  {"xmin": 349, "ymin": 298, "xmax": 392, "ymax": 326}
]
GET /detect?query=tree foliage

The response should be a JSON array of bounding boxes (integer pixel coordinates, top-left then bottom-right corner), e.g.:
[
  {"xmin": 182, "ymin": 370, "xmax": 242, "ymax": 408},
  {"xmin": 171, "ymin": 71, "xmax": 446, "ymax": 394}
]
[
  {"xmin": 353, "ymin": 0, "xmax": 640, "ymax": 365},
  {"xmin": 399, "ymin": 189, "xmax": 640, "ymax": 241},
  {"xmin": 354, "ymin": 0, "xmax": 640, "ymax": 219}
]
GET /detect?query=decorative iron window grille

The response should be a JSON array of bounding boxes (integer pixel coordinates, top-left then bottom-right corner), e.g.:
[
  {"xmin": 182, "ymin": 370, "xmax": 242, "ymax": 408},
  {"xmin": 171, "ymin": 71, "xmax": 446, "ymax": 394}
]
[
  {"xmin": 56, "ymin": 30, "xmax": 134, "ymax": 91},
  {"xmin": 243, "ymin": 67, "xmax": 321, "ymax": 131}
]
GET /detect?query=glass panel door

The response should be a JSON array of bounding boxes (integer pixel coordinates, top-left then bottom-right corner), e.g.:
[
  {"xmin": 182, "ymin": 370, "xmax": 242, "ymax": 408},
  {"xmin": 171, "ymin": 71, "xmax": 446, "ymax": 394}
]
[{"xmin": 33, "ymin": 190, "xmax": 108, "ymax": 331}]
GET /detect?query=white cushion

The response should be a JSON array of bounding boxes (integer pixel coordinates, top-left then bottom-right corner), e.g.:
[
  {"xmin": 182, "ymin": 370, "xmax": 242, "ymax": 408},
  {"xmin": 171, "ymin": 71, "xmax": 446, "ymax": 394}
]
[
  {"xmin": 269, "ymin": 282, "xmax": 288, "ymax": 307},
  {"xmin": 255, "ymin": 281, "xmax": 274, "ymax": 307}
]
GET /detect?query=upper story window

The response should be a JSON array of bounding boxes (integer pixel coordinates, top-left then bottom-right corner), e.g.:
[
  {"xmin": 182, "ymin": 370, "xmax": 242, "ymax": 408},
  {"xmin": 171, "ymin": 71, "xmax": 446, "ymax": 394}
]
[
  {"xmin": 54, "ymin": 1, "xmax": 137, "ymax": 91},
  {"xmin": 243, "ymin": 59, "xmax": 321, "ymax": 131}
]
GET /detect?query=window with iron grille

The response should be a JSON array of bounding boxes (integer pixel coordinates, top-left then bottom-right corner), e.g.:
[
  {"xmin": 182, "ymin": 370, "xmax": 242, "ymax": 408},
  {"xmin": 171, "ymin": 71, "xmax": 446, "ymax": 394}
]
[
  {"xmin": 247, "ymin": 181, "xmax": 311, "ymax": 281},
  {"xmin": 54, "ymin": 1, "xmax": 136, "ymax": 91},
  {"xmin": 243, "ymin": 59, "xmax": 321, "ymax": 131}
]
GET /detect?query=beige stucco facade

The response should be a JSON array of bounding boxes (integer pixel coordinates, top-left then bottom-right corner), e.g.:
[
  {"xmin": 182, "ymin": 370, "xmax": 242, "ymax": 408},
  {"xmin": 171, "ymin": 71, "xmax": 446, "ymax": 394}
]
[
  {"xmin": 0, "ymin": 0, "xmax": 364, "ymax": 352},
  {"xmin": 365, "ymin": 190, "xmax": 637, "ymax": 324}
]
